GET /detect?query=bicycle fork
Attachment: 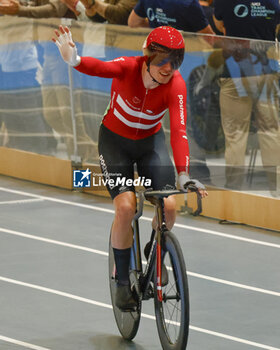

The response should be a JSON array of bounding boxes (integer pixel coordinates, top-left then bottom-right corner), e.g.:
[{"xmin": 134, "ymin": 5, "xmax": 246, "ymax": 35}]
[{"xmin": 155, "ymin": 198, "xmax": 166, "ymax": 303}]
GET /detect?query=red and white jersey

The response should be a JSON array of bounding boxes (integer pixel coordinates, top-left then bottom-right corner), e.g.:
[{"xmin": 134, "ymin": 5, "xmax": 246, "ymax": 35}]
[{"xmin": 75, "ymin": 55, "xmax": 189, "ymax": 174}]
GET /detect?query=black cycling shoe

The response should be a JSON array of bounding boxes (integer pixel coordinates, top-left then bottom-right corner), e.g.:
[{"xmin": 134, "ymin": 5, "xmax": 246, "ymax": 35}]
[
  {"xmin": 144, "ymin": 241, "xmax": 169, "ymax": 287},
  {"xmin": 115, "ymin": 283, "xmax": 138, "ymax": 312}
]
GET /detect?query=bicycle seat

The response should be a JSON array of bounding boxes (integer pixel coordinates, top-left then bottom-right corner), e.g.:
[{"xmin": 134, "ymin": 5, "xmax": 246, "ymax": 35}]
[
  {"xmin": 134, "ymin": 186, "xmax": 201, "ymax": 220},
  {"xmin": 144, "ymin": 189, "xmax": 182, "ymax": 200},
  {"xmin": 144, "ymin": 183, "xmax": 199, "ymax": 200}
]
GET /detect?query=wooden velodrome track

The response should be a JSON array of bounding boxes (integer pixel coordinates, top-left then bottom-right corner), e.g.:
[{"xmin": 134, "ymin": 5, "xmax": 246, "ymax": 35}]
[{"xmin": 0, "ymin": 174, "xmax": 279, "ymax": 350}]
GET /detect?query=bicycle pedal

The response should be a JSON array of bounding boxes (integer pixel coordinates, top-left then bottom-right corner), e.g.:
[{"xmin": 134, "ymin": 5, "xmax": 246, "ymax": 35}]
[{"xmin": 146, "ymin": 284, "xmax": 154, "ymax": 298}]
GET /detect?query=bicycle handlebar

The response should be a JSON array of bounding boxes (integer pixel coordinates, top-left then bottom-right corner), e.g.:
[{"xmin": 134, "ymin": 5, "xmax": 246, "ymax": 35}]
[{"xmin": 134, "ymin": 184, "xmax": 202, "ymax": 220}]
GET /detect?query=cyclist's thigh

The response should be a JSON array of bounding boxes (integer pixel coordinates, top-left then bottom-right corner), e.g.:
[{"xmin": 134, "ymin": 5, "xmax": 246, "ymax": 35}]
[
  {"xmin": 98, "ymin": 124, "xmax": 135, "ymax": 199},
  {"xmin": 137, "ymin": 129, "xmax": 176, "ymax": 190}
]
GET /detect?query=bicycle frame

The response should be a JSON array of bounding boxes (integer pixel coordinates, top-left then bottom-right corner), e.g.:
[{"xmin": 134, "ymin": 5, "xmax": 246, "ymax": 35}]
[
  {"xmin": 130, "ymin": 191, "xmax": 158, "ymax": 301},
  {"xmin": 130, "ymin": 190, "xmax": 185, "ymax": 302}
]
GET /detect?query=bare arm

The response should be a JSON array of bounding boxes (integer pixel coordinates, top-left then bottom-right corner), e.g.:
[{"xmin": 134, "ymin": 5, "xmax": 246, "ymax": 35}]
[
  {"xmin": 102, "ymin": 0, "xmax": 136, "ymax": 24},
  {"xmin": 19, "ymin": 2, "xmax": 68, "ymax": 17},
  {"xmin": 80, "ymin": 0, "xmax": 107, "ymax": 18},
  {"xmin": 90, "ymin": 0, "xmax": 106, "ymax": 17},
  {"xmin": 0, "ymin": 0, "xmax": 68, "ymax": 17},
  {"xmin": 128, "ymin": 9, "xmax": 149, "ymax": 27},
  {"xmin": 83, "ymin": 0, "xmax": 137, "ymax": 24},
  {"xmin": 197, "ymin": 24, "xmax": 214, "ymax": 34},
  {"xmin": 0, "ymin": 0, "xmax": 20, "ymax": 15},
  {"xmin": 276, "ymin": 24, "xmax": 280, "ymax": 39},
  {"xmin": 213, "ymin": 15, "xmax": 225, "ymax": 35}
]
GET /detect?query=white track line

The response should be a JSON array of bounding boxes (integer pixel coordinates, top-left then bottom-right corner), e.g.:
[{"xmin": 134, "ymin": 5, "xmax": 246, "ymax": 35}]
[
  {"xmin": 0, "ymin": 335, "xmax": 50, "ymax": 350},
  {"xmin": 173, "ymin": 222, "xmax": 280, "ymax": 248},
  {"xmin": 1, "ymin": 227, "xmax": 280, "ymax": 297},
  {"xmin": 0, "ymin": 227, "xmax": 108, "ymax": 256},
  {"xmin": 0, "ymin": 276, "xmax": 113, "ymax": 309},
  {"xmin": 0, "ymin": 198, "xmax": 44, "ymax": 205},
  {"xmin": 0, "ymin": 276, "xmax": 279, "ymax": 350},
  {"xmin": 187, "ymin": 271, "xmax": 280, "ymax": 297},
  {"xmin": 0, "ymin": 187, "xmax": 279, "ymax": 248},
  {"xmin": 0, "ymin": 187, "xmax": 114, "ymax": 214},
  {"xmin": 188, "ymin": 326, "xmax": 280, "ymax": 350}
]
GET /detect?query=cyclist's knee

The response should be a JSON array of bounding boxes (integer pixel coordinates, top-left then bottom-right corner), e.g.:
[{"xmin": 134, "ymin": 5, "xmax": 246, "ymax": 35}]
[
  {"xmin": 114, "ymin": 192, "xmax": 136, "ymax": 222},
  {"xmin": 115, "ymin": 203, "xmax": 136, "ymax": 221}
]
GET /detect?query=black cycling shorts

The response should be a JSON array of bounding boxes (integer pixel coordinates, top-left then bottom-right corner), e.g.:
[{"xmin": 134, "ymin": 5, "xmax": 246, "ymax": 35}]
[{"xmin": 98, "ymin": 124, "xmax": 176, "ymax": 199}]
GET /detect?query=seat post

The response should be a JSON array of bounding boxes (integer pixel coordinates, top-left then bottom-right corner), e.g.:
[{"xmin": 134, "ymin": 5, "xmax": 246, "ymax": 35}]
[{"xmin": 155, "ymin": 198, "xmax": 166, "ymax": 230}]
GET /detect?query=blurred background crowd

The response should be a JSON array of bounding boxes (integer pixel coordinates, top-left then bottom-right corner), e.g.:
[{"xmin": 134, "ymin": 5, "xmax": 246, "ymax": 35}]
[{"xmin": 0, "ymin": 0, "xmax": 279, "ymax": 196}]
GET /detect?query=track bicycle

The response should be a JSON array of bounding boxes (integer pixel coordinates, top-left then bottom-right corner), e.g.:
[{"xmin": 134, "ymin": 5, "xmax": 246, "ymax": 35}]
[{"xmin": 109, "ymin": 184, "xmax": 202, "ymax": 350}]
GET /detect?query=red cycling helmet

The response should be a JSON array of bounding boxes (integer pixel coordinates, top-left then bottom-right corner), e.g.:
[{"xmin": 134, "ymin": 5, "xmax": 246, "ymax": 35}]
[{"xmin": 143, "ymin": 26, "xmax": 185, "ymax": 70}]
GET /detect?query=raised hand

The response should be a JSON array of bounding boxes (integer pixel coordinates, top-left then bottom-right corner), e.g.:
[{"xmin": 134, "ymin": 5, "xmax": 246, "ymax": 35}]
[{"xmin": 52, "ymin": 25, "xmax": 81, "ymax": 66}]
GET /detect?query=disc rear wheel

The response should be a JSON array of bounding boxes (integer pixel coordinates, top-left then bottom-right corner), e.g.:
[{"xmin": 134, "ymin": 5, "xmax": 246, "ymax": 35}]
[{"xmin": 108, "ymin": 238, "xmax": 142, "ymax": 340}]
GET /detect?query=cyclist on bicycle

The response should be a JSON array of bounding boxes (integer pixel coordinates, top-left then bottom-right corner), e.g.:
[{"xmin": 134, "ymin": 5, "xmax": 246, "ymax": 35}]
[{"xmin": 53, "ymin": 25, "xmax": 208, "ymax": 311}]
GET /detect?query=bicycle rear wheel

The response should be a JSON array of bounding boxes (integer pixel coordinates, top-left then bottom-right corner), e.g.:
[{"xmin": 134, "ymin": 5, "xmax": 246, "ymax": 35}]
[
  {"xmin": 108, "ymin": 237, "xmax": 142, "ymax": 340},
  {"xmin": 154, "ymin": 230, "xmax": 190, "ymax": 350}
]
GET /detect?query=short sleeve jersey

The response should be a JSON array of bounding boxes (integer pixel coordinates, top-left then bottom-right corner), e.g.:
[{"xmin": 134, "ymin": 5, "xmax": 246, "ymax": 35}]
[
  {"xmin": 214, "ymin": 0, "xmax": 280, "ymax": 40},
  {"xmin": 134, "ymin": 0, "xmax": 209, "ymax": 32}
]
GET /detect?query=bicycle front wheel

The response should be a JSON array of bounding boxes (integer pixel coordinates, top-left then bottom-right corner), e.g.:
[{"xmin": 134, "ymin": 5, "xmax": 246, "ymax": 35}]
[
  {"xmin": 108, "ymin": 237, "xmax": 141, "ymax": 340},
  {"xmin": 154, "ymin": 230, "xmax": 190, "ymax": 350}
]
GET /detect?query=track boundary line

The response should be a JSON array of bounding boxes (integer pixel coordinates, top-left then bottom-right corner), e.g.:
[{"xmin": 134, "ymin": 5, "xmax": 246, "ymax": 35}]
[
  {"xmin": 1, "ymin": 227, "xmax": 280, "ymax": 297},
  {"xmin": 0, "ymin": 198, "xmax": 44, "ymax": 205},
  {"xmin": 0, "ymin": 187, "xmax": 279, "ymax": 248},
  {"xmin": 0, "ymin": 335, "xmax": 51, "ymax": 350},
  {"xmin": 0, "ymin": 276, "xmax": 279, "ymax": 350}
]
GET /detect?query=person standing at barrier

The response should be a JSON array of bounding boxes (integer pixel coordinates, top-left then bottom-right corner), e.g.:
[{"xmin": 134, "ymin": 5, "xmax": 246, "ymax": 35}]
[
  {"xmin": 0, "ymin": 15, "xmax": 56, "ymax": 153},
  {"xmin": 199, "ymin": 0, "xmax": 223, "ymax": 35},
  {"xmin": 211, "ymin": 0, "xmax": 280, "ymax": 194},
  {"xmin": 53, "ymin": 25, "xmax": 207, "ymax": 310},
  {"xmin": 60, "ymin": 0, "xmax": 137, "ymax": 25},
  {"xmin": 0, "ymin": 0, "xmax": 73, "ymax": 17},
  {"xmin": 0, "ymin": 0, "xmax": 98, "ymax": 162},
  {"xmin": 128, "ymin": 0, "xmax": 214, "ymax": 34}
]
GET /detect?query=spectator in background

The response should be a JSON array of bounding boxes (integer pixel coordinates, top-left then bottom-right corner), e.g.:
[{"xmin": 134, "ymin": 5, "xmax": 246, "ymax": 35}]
[
  {"xmin": 214, "ymin": 0, "xmax": 280, "ymax": 40},
  {"xmin": 211, "ymin": 0, "xmax": 280, "ymax": 193},
  {"xmin": 128, "ymin": 0, "xmax": 214, "ymax": 34},
  {"xmin": 0, "ymin": 2, "xmax": 66, "ymax": 153},
  {"xmin": 0, "ymin": 0, "xmax": 73, "ymax": 17},
  {"xmin": 0, "ymin": 0, "xmax": 98, "ymax": 163},
  {"xmin": 0, "ymin": 26, "xmax": 53, "ymax": 153},
  {"xmin": 199, "ymin": 0, "xmax": 223, "ymax": 35},
  {"xmin": 61, "ymin": 0, "xmax": 137, "ymax": 25}
]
